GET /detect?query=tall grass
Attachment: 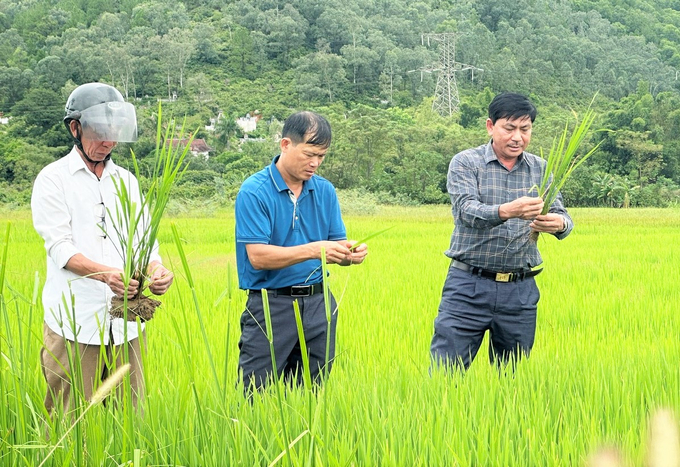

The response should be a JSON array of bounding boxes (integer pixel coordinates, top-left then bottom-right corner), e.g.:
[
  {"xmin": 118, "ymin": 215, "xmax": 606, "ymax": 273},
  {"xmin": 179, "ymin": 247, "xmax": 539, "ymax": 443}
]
[{"xmin": 1, "ymin": 206, "xmax": 679, "ymax": 465}]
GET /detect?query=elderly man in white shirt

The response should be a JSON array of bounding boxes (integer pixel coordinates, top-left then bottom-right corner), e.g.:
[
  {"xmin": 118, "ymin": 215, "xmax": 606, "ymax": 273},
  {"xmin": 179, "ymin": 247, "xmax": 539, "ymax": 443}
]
[{"xmin": 31, "ymin": 83, "xmax": 173, "ymax": 414}]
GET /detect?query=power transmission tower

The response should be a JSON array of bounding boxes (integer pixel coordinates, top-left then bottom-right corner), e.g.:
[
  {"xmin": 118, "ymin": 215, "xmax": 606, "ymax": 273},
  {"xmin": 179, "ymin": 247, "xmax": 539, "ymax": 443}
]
[{"xmin": 419, "ymin": 33, "xmax": 482, "ymax": 117}]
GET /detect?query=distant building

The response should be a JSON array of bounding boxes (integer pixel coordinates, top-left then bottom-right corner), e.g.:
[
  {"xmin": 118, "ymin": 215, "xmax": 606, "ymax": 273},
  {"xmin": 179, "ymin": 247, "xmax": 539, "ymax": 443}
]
[
  {"xmin": 236, "ymin": 111, "xmax": 262, "ymax": 134},
  {"xmin": 205, "ymin": 111, "xmax": 224, "ymax": 132},
  {"xmin": 0, "ymin": 112, "xmax": 9, "ymax": 125},
  {"xmin": 170, "ymin": 138, "xmax": 214, "ymax": 160}
]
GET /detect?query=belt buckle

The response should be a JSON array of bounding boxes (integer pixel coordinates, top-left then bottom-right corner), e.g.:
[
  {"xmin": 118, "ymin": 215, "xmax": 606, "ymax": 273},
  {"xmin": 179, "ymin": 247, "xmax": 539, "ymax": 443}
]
[
  {"xmin": 290, "ymin": 285, "xmax": 311, "ymax": 297},
  {"xmin": 495, "ymin": 273, "xmax": 511, "ymax": 282}
]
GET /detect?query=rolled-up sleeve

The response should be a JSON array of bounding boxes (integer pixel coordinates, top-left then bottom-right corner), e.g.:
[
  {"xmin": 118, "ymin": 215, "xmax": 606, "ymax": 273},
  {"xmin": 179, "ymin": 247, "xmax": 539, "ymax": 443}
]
[{"xmin": 31, "ymin": 172, "xmax": 80, "ymax": 268}]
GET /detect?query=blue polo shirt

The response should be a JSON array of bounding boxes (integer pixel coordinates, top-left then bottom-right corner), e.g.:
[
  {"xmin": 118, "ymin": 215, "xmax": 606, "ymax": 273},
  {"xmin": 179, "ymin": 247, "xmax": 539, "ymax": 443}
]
[{"xmin": 235, "ymin": 156, "xmax": 347, "ymax": 290}]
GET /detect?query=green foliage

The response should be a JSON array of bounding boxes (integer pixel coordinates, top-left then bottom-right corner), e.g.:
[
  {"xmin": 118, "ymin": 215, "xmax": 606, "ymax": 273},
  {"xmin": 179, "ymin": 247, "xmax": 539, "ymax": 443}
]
[
  {"xmin": 0, "ymin": 66, "xmax": 32, "ymax": 112},
  {"xmin": 1, "ymin": 0, "xmax": 680, "ymax": 207},
  {"xmin": 0, "ymin": 131, "xmax": 62, "ymax": 189},
  {"xmin": 10, "ymin": 88, "xmax": 62, "ymax": 134},
  {"xmin": 4, "ymin": 208, "xmax": 680, "ymax": 464}
]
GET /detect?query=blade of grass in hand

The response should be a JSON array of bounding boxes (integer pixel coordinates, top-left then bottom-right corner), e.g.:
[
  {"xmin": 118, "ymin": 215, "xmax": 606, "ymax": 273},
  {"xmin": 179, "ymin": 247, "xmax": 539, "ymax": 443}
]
[{"xmin": 349, "ymin": 225, "xmax": 394, "ymax": 251}]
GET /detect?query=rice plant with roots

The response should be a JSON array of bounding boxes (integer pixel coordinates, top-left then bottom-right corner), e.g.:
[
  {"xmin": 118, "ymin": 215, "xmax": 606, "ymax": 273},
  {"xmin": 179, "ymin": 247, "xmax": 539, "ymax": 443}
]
[{"xmin": 106, "ymin": 102, "xmax": 192, "ymax": 321}]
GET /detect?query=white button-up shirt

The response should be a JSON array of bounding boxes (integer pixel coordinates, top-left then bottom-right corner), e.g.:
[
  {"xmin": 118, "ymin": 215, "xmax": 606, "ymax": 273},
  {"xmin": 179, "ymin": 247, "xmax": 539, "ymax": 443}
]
[{"xmin": 31, "ymin": 147, "xmax": 161, "ymax": 345}]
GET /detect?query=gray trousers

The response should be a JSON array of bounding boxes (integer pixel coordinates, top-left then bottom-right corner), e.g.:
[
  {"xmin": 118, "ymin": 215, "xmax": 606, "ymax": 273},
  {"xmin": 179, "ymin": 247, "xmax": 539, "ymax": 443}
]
[
  {"xmin": 238, "ymin": 291, "xmax": 338, "ymax": 391},
  {"xmin": 430, "ymin": 263, "xmax": 540, "ymax": 370}
]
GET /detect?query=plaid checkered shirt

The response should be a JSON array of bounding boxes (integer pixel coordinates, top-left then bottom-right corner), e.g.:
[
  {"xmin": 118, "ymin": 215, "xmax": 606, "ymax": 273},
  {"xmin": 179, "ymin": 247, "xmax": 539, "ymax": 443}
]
[{"xmin": 445, "ymin": 141, "xmax": 573, "ymax": 272}]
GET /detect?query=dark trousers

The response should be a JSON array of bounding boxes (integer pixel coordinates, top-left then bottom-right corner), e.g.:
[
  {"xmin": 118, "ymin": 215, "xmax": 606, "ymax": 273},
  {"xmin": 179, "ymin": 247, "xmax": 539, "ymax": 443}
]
[
  {"xmin": 430, "ymin": 264, "xmax": 540, "ymax": 370},
  {"xmin": 238, "ymin": 291, "xmax": 338, "ymax": 391}
]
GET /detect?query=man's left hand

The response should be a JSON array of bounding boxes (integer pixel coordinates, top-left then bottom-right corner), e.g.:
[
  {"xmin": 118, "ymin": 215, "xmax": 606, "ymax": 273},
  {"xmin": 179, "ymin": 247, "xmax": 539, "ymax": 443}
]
[
  {"xmin": 343, "ymin": 241, "xmax": 368, "ymax": 265},
  {"xmin": 147, "ymin": 261, "xmax": 174, "ymax": 295},
  {"xmin": 529, "ymin": 213, "xmax": 566, "ymax": 234}
]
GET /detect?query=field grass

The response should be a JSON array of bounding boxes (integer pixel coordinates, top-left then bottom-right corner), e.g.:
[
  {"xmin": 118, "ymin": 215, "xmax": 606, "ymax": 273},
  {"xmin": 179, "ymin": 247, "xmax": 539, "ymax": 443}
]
[{"xmin": 1, "ymin": 206, "xmax": 679, "ymax": 466}]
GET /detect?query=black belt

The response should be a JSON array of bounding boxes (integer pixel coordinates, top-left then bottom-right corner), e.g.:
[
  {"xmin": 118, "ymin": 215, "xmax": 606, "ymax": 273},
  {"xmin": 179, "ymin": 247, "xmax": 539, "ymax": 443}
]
[
  {"xmin": 451, "ymin": 260, "xmax": 542, "ymax": 283},
  {"xmin": 249, "ymin": 283, "xmax": 324, "ymax": 297}
]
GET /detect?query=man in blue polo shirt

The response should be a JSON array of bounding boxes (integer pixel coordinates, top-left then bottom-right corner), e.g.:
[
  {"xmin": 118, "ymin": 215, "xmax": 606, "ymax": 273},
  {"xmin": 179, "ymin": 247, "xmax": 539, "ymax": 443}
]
[{"xmin": 235, "ymin": 111, "xmax": 368, "ymax": 391}]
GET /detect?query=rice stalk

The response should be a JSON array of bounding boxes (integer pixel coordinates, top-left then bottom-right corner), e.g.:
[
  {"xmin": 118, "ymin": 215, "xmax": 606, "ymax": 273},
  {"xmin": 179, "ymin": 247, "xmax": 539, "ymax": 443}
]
[
  {"xmin": 531, "ymin": 98, "xmax": 602, "ymax": 241},
  {"xmin": 262, "ymin": 290, "xmax": 295, "ymax": 467},
  {"xmin": 170, "ymin": 223, "xmax": 222, "ymax": 394},
  {"xmin": 269, "ymin": 430, "xmax": 310, "ymax": 467},
  {"xmin": 0, "ymin": 223, "xmax": 9, "ymax": 443},
  {"xmin": 38, "ymin": 364, "xmax": 131, "ymax": 467},
  {"xmin": 320, "ymin": 247, "xmax": 331, "ymax": 467},
  {"xmin": 0, "ymin": 223, "xmax": 9, "ymax": 298},
  {"xmin": 348, "ymin": 225, "xmax": 394, "ymax": 251},
  {"xmin": 104, "ymin": 102, "xmax": 192, "ymax": 317},
  {"xmin": 293, "ymin": 299, "xmax": 315, "ymax": 463}
]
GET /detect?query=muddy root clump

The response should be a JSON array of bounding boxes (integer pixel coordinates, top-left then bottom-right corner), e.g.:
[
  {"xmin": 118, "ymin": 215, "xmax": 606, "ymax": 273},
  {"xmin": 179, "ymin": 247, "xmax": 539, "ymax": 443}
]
[{"xmin": 110, "ymin": 295, "xmax": 161, "ymax": 322}]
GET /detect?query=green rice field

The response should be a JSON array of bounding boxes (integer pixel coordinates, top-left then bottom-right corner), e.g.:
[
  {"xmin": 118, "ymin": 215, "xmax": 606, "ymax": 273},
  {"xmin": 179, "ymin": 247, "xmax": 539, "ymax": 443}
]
[{"xmin": 1, "ymin": 206, "xmax": 679, "ymax": 466}]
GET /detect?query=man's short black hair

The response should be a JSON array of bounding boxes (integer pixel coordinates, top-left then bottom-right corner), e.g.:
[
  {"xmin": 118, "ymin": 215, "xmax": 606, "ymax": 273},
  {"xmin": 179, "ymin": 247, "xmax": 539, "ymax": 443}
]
[
  {"xmin": 282, "ymin": 111, "xmax": 332, "ymax": 148},
  {"xmin": 488, "ymin": 92, "xmax": 537, "ymax": 124}
]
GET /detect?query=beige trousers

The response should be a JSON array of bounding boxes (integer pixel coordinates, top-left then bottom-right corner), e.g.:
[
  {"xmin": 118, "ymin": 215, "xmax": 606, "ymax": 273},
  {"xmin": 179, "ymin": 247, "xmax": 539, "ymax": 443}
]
[{"xmin": 41, "ymin": 323, "xmax": 146, "ymax": 414}]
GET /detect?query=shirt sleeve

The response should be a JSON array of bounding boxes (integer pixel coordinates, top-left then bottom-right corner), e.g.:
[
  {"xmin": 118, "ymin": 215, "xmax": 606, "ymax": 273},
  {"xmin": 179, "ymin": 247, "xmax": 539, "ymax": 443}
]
[
  {"xmin": 235, "ymin": 189, "xmax": 271, "ymax": 244},
  {"xmin": 448, "ymin": 153, "xmax": 505, "ymax": 230},
  {"xmin": 548, "ymin": 192, "xmax": 574, "ymax": 240},
  {"xmin": 327, "ymin": 188, "xmax": 347, "ymax": 241},
  {"xmin": 149, "ymin": 240, "xmax": 162, "ymax": 264},
  {"xmin": 31, "ymin": 171, "xmax": 80, "ymax": 269}
]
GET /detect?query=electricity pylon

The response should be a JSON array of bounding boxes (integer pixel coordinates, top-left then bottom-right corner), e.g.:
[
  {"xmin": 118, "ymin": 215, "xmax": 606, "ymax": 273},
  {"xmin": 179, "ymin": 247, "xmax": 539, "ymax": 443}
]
[{"xmin": 420, "ymin": 33, "xmax": 482, "ymax": 117}]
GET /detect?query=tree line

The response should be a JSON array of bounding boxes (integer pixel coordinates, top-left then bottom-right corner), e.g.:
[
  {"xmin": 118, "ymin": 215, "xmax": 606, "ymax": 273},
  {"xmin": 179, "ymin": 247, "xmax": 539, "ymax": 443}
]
[{"xmin": 1, "ymin": 0, "xmax": 679, "ymax": 207}]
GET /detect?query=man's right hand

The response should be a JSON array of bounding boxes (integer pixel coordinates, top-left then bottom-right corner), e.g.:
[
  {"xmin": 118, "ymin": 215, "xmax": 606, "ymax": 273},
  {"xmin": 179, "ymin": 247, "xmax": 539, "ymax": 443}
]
[
  {"xmin": 499, "ymin": 196, "xmax": 544, "ymax": 220},
  {"xmin": 65, "ymin": 253, "xmax": 139, "ymax": 297},
  {"xmin": 102, "ymin": 269, "xmax": 139, "ymax": 297}
]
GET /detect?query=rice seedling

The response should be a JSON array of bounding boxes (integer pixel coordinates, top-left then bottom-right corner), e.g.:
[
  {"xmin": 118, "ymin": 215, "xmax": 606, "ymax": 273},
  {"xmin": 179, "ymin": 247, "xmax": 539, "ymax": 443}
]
[
  {"xmin": 531, "ymin": 100, "xmax": 602, "ymax": 241},
  {"xmin": 106, "ymin": 102, "xmax": 192, "ymax": 322}
]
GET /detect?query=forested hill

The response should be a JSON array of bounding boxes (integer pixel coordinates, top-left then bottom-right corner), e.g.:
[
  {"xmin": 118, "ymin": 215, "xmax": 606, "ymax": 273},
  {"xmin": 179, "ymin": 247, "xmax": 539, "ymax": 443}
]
[{"xmin": 1, "ymin": 0, "xmax": 680, "ymax": 208}]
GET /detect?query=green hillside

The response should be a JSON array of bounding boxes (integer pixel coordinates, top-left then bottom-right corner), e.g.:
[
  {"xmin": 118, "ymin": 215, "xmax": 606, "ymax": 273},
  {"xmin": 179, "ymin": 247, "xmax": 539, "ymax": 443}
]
[{"xmin": 1, "ymin": 0, "xmax": 679, "ymax": 207}]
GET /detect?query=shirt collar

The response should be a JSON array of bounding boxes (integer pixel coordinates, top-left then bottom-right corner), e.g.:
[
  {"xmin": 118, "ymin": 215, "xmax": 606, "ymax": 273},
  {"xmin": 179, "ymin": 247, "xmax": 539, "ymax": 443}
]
[
  {"xmin": 484, "ymin": 139, "xmax": 526, "ymax": 169},
  {"xmin": 67, "ymin": 145, "xmax": 118, "ymax": 179},
  {"xmin": 268, "ymin": 155, "xmax": 316, "ymax": 194}
]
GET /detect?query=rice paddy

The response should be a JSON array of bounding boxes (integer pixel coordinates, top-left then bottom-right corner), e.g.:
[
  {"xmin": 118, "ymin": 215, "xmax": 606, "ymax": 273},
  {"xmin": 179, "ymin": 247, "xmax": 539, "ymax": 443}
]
[{"xmin": 1, "ymin": 206, "xmax": 679, "ymax": 466}]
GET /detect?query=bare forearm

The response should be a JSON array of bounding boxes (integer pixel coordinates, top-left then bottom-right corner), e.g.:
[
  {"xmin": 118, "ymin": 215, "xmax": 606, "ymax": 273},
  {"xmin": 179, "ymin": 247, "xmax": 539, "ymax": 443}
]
[
  {"xmin": 64, "ymin": 253, "xmax": 114, "ymax": 283},
  {"xmin": 246, "ymin": 244, "xmax": 315, "ymax": 270},
  {"xmin": 65, "ymin": 253, "xmax": 139, "ymax": 296},
  {"xmin": 246, "ymin": 240, "xmax": 355, "ymax": 269}
]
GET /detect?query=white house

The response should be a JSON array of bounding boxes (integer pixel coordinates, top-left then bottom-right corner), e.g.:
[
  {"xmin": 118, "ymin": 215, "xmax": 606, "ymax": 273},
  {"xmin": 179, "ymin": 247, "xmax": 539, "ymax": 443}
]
[{"xmin": 236, "ymin": 111, "xmax": 261, "ymax": 134}]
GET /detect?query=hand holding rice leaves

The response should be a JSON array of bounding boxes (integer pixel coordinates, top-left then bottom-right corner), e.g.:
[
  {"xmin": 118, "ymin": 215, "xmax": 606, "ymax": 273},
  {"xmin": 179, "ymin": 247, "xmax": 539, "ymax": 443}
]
[{"xmin": 107, "ymin": 103, "xmax": 191, "ymax": 321}]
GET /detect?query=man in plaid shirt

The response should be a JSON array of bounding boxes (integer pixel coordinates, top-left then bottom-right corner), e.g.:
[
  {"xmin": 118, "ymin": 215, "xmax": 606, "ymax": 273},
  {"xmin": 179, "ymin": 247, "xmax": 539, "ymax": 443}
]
[{"xmin": 430, "ymin": 92, "xmax": 573, "ymax": 371}]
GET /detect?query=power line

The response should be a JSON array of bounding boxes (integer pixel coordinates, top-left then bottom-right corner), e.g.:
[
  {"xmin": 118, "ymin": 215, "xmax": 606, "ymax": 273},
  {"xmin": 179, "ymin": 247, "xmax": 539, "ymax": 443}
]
[{"xmin": 419, "ymin": 33, "xmax": 483, "ymax": 117}]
